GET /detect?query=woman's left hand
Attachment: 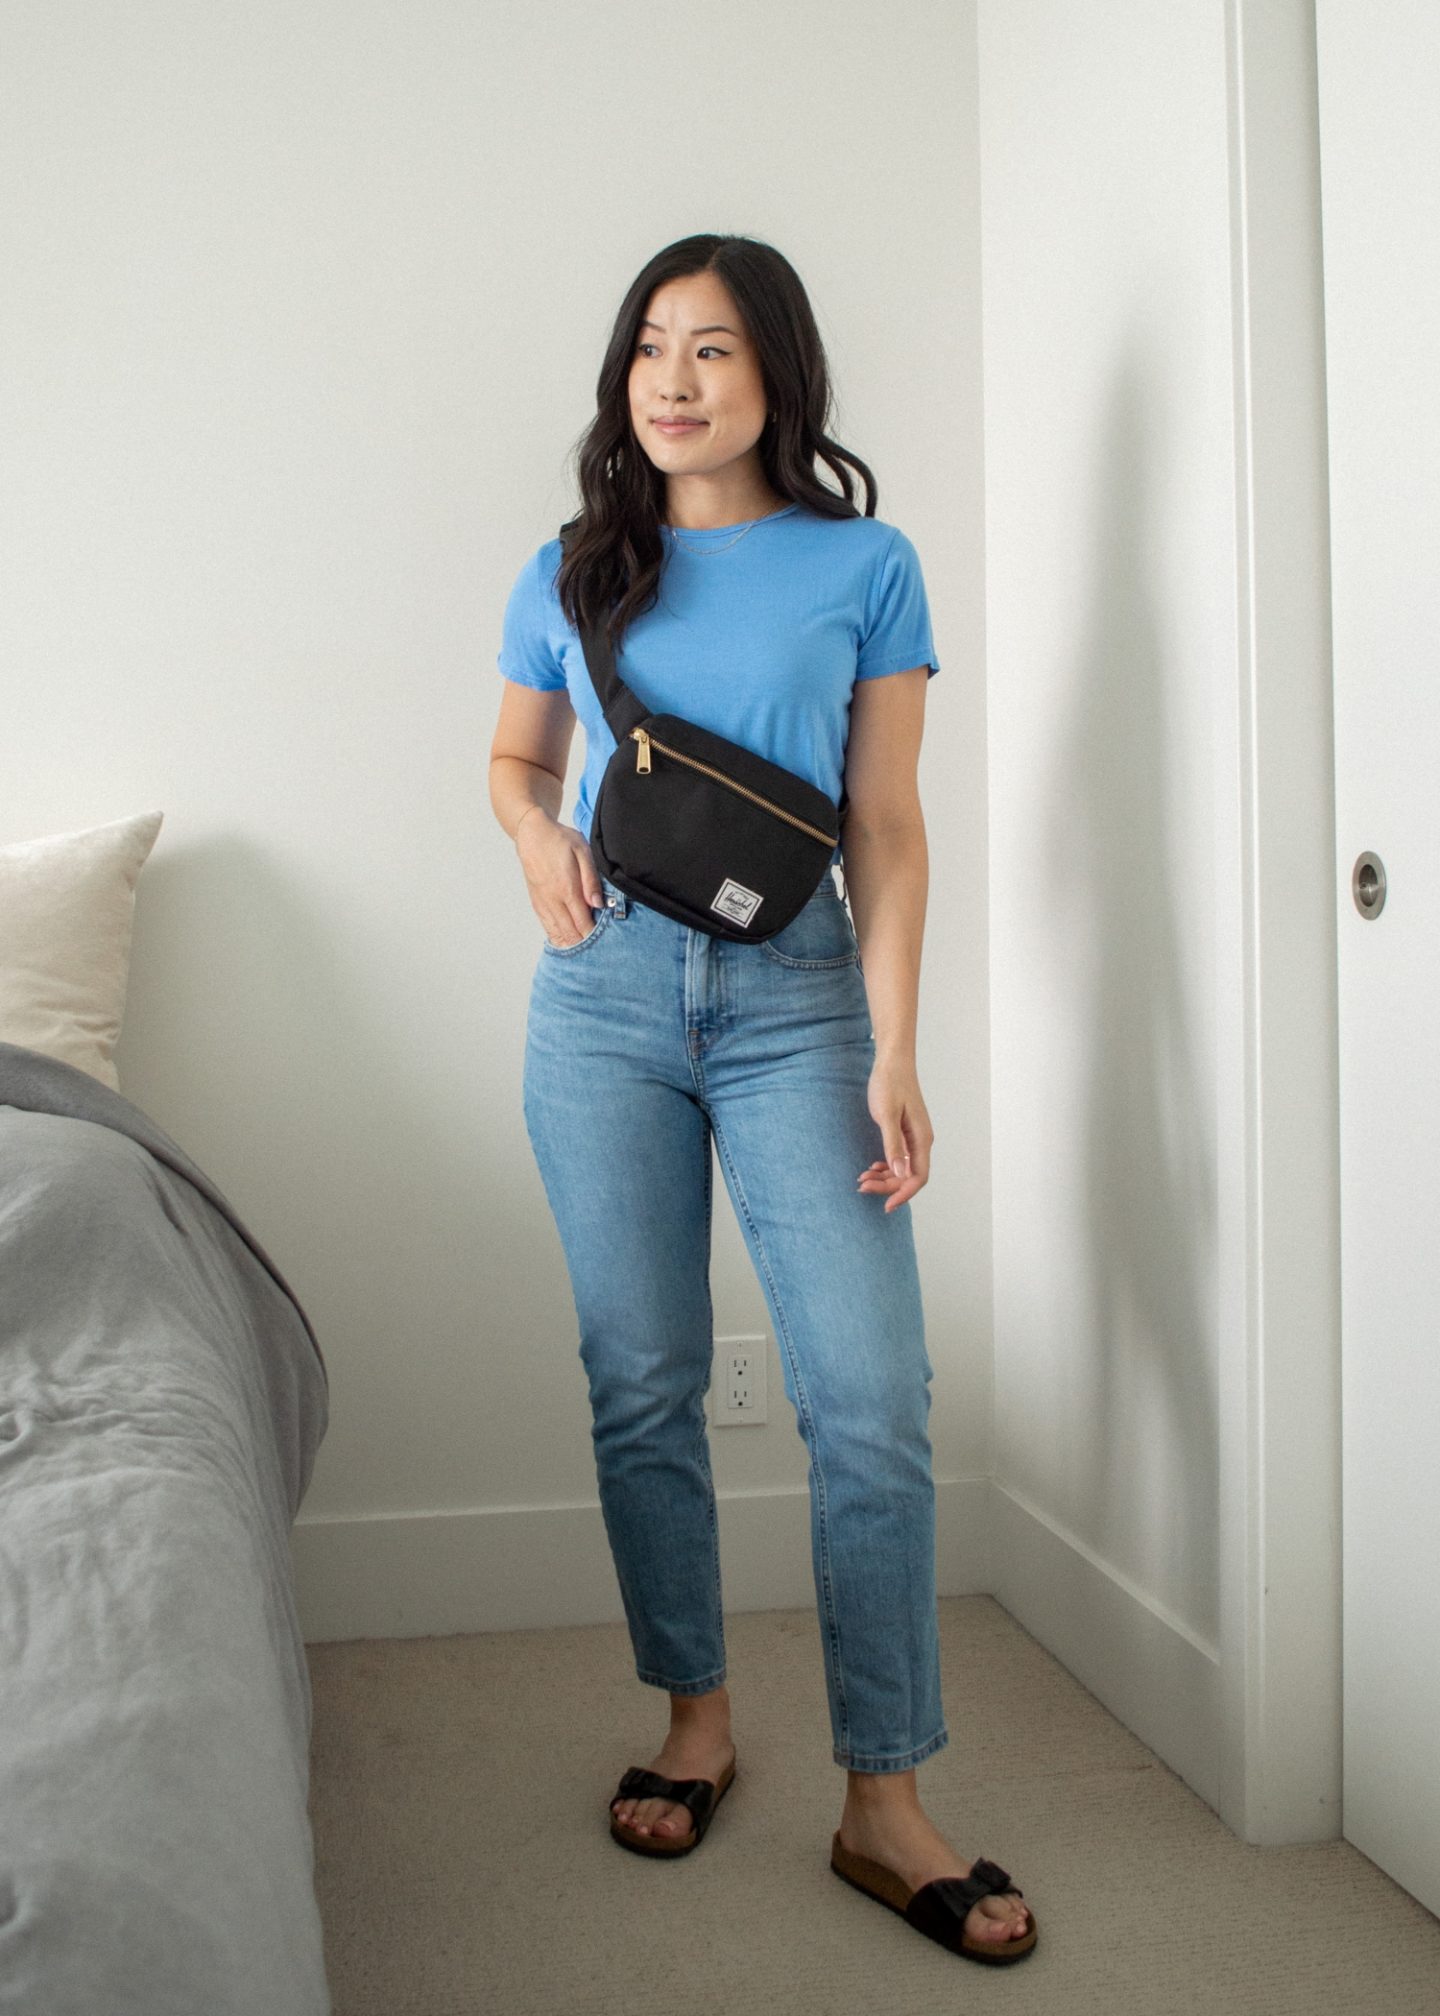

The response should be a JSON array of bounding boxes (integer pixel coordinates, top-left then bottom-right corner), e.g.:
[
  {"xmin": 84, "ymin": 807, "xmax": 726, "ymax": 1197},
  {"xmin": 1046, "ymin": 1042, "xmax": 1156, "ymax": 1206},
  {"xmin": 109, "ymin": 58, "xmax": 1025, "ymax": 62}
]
[{"xmin": 858, "ymin": 1056, "xmax": 933, "ymax": 1212}]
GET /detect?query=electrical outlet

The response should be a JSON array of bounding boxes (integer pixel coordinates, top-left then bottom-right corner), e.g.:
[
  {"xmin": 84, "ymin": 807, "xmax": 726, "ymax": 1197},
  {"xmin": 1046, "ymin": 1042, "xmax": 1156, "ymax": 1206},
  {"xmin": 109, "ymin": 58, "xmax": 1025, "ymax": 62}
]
[{"xmin": 712, "ymin": 1334, "xmax": 768, "ymax": 1426}]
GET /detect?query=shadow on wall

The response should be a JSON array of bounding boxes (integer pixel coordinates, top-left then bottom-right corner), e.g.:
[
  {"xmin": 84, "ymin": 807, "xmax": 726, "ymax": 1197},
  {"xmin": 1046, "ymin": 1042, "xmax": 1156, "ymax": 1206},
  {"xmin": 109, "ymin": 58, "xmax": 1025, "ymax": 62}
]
[
  {"xmin": 1040, "ymin": 357, "xmax": 1221, "ymax": 1647},
  {"xmin": 113, "ymin": 833, "xmax": 576, "ymax": 1508},
  {"xmin": 117, "ymin": 829, "xmax": 483, "ymax": 1186}
]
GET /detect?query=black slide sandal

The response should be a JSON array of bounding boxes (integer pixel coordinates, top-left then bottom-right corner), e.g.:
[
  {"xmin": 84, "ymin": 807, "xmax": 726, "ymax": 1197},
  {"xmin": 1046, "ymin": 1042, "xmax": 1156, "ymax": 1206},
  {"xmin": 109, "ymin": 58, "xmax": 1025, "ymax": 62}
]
[
  {"xmin": 831, "ymin": 1831, "xmax": 1038, "ymax": 1963},
  {"xmin": 608, "ymin": 1757, "xmax": 737, "ymax": 1856}
]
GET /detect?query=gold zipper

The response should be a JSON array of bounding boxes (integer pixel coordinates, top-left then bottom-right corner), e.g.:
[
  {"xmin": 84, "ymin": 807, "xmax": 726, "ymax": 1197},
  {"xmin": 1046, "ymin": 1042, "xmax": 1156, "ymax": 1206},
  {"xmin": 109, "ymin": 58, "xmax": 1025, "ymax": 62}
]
[{"xmin": 631, "ymin": 727, "xmax": 836, "ymax": 846}]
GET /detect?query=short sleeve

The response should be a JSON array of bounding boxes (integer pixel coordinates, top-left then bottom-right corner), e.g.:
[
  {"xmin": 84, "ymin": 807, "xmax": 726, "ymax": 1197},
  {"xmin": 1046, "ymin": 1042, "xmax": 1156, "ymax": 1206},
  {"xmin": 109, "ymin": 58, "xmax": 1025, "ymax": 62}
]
[
  {"xmin": 855, "ymin": 528, "xmax": 940, "ymax": 680},
  {"xmin": 497, "ymin": 547, "xmax": 568, "ymax": 692}
]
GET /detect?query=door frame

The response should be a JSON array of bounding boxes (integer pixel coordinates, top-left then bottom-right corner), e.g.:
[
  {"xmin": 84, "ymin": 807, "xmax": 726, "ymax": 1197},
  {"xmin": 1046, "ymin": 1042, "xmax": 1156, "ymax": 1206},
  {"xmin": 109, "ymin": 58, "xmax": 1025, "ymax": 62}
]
[{"xmin": 1216, "ymin": 0, "xmax": 1342, "ymax": 1844}]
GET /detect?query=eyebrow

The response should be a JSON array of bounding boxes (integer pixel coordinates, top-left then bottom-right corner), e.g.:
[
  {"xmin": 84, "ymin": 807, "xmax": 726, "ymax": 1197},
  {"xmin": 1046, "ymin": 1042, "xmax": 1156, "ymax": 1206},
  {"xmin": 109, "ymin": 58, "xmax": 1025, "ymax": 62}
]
[{"xmin": 638, "ymin": 320, "xmax": 740, "ymax": 337}]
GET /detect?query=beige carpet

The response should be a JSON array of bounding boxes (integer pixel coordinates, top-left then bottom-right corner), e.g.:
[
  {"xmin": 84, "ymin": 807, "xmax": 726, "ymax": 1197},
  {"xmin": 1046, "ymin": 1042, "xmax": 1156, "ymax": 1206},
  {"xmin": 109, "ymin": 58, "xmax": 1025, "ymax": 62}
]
[{"xmin": 306, "ymin": 1595, "xmax": 1440, "ymax": 2015}]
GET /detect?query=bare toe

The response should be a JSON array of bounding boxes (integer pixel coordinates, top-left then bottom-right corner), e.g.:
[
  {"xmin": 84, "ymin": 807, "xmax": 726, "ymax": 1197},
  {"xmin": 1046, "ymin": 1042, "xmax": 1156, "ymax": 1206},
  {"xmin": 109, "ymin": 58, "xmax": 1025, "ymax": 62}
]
[{"xmin": 974, "ymin": 1894, "xmax": 1029, "ymax": 1940}]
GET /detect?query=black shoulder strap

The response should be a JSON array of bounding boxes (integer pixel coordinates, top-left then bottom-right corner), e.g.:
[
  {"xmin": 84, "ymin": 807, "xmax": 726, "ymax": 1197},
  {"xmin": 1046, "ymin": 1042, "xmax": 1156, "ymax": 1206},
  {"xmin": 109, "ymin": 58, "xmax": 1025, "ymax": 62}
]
[{"xmin": 558, "ymin": 520, "xmax": 649, "ymax": 740}]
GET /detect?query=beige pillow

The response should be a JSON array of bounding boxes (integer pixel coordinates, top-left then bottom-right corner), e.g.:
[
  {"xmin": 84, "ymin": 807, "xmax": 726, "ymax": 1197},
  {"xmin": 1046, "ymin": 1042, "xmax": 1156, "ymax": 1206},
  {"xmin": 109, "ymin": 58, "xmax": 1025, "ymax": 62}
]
[{"xmin": 0, "ymin": 811, "xmax": 164, "ymax": 1091}]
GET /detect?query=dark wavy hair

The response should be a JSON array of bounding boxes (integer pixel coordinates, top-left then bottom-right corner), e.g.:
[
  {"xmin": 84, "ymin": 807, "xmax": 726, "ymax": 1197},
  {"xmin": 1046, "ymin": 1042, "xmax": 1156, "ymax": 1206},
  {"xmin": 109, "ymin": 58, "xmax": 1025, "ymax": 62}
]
[{"xmin": 554, "ymin": 233, "xmax": 879, "ymax": 651}]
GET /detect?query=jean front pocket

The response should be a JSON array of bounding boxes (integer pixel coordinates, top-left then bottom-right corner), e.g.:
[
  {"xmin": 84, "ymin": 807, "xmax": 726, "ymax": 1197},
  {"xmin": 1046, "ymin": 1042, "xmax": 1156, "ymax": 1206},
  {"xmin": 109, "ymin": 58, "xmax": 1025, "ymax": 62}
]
[
  {"xmin": 541, "ymin": 902, "xmax": 615, "ymax": 957},
  {"xmin": 759, "ymin": 887, "xmax": 861, "ymax": 969}
]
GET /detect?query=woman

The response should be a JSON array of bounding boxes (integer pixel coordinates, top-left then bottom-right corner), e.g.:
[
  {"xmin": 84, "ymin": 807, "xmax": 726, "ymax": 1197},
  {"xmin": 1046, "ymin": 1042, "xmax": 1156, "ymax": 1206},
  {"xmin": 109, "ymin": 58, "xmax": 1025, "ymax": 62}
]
[{"xmin": 488, "ymin": 234, "xmax": 1036, "ymax": 1965}]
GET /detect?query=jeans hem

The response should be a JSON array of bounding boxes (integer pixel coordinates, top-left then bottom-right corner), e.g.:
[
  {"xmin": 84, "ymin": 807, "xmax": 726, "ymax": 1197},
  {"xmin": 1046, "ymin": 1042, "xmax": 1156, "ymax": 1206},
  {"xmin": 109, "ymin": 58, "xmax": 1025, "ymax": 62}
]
[
  {"xmin": 834, "ymin": 1724, "xmax": 950, "ymax": 1773},
  {"xmin": 635, "ymin": 1665, "xmax": 728, "ymax": 1696}
]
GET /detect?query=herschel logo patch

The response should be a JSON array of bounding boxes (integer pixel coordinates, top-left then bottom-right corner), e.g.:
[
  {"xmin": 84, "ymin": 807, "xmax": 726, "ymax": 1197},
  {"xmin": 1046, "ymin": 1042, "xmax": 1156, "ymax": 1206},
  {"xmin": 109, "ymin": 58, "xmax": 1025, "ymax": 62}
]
[{"xmin": 712, "ymin": 877, "xmax": 764, "ymax": 928}]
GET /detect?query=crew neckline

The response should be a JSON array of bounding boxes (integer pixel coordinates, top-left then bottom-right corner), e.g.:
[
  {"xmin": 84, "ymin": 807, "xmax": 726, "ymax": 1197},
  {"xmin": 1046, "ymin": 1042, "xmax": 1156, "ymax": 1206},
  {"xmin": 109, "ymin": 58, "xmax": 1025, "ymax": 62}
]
[{"xmin": 661, "ymin": 502, "xmax": 801, "ymax": 539}]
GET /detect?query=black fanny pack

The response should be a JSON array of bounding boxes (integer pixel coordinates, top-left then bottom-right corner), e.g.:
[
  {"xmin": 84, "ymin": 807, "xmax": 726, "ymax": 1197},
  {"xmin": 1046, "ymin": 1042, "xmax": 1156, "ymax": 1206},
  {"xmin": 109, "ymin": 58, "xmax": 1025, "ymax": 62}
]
[{"xmin": 560, "ymin": 518, "xmax": 845, "ymax": 942}]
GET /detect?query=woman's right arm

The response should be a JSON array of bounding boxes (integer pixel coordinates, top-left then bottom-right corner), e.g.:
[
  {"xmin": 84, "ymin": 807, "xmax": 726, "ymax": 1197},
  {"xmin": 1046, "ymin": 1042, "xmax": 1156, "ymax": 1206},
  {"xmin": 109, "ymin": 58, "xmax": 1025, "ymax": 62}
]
[{"xmin": 489, "ymin": 681, "xmax": 606, "ymax": 946}]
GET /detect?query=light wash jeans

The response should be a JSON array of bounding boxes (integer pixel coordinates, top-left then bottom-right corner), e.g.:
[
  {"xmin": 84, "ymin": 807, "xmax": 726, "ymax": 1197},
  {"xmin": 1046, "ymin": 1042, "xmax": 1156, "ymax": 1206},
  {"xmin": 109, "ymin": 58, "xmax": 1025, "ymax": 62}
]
[{"xmin": 521, "ymin": 869, "xmax": 948, "ymax": 1773}]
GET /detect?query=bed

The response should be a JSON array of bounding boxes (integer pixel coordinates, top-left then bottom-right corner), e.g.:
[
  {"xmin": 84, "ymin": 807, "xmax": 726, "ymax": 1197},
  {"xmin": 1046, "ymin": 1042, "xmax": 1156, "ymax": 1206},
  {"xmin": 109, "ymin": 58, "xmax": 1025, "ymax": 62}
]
[{"xmin": 0, "ymin": 1038, "xmax": 332, "ymax": 2015}]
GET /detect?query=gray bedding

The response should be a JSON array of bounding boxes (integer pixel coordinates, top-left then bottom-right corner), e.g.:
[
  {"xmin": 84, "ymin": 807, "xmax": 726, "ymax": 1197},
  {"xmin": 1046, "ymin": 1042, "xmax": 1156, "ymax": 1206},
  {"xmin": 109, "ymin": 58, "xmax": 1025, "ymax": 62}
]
[{"xmin": 0, "ymin": 1042, "xmax": 331, "ymax": 2015}]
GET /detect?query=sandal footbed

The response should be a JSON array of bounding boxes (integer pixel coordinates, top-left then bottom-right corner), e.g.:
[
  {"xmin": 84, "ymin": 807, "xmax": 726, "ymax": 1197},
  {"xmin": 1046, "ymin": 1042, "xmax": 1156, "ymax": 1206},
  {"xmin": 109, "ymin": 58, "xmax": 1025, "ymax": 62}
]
[
  {"xmin": 830, "ymin": 1831, "xmax": 1038, "ymax": 1963},
  {"xmin": 609, "ymin": 1756, "xmax": 737, "ymax": 1856}
]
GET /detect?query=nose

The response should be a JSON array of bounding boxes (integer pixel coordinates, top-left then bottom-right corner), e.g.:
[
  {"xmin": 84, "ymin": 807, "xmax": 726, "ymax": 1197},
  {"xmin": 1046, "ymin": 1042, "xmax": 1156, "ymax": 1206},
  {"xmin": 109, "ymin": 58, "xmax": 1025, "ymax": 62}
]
[{"xmin": 656, "ymin": 364, "xmax": 696, "ymax": 401}]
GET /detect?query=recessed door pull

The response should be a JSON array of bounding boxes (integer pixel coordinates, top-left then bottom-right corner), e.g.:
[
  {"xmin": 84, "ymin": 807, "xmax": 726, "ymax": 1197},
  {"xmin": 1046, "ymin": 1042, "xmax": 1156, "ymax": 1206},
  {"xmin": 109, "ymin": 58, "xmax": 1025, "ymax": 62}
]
[{"xmin": 1353, "ymin": 852, "xmax": 1387, "ymax": 919}]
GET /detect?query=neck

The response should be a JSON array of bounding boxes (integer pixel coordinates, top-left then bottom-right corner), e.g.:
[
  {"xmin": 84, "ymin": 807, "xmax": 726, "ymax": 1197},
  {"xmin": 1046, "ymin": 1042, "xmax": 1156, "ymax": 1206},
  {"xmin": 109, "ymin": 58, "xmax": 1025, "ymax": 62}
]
[{"xmin": 663, "ymin": 482, "xmax": 789, "ymax": 531}]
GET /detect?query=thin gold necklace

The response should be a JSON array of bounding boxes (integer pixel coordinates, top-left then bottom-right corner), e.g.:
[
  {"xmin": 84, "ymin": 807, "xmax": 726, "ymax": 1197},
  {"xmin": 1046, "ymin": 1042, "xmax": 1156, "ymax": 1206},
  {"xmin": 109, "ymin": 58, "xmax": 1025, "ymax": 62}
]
[{"xmin": 665, "ymin": 502, "xmax": 791, "ymax": 555}]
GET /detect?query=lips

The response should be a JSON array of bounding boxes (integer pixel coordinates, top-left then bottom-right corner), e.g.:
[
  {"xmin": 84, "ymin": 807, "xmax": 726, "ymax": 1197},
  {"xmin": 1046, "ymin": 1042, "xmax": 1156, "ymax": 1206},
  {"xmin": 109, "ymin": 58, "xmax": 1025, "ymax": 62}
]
[{"xmin": 654, "ymin": 419, "xmax": 706, "ymax": 431}]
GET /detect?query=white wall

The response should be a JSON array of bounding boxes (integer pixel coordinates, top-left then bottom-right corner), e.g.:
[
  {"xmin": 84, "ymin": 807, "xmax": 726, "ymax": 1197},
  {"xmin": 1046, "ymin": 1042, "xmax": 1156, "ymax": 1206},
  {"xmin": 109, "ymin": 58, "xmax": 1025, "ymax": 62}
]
[
  {"xmin": 0, "ymin": 2, "xmax": 988, "ymax": 1637},
  {"xmin": 978, "ymin": 0, "xmax": 1340, "ymax": 1836},
  {"xmin": 982, "ymin": 0, "xmax": 1234, "ymax": 1641}
]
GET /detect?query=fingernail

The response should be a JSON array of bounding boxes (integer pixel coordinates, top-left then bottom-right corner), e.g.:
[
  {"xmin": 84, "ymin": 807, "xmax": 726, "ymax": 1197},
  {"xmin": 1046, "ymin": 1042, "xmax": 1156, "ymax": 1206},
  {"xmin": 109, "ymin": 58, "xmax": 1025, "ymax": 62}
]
[{"xmin": 891, "ymin": 1157, "xmax": 906, "ymax": 1178}]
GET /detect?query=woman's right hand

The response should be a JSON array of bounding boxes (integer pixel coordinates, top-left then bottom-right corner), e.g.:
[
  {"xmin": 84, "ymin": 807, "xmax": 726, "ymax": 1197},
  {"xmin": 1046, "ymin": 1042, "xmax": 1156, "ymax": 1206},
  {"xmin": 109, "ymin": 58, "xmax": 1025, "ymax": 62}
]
[{"xmin": 515, "ymin": 808, "xmax": 606, "ymax": 947}]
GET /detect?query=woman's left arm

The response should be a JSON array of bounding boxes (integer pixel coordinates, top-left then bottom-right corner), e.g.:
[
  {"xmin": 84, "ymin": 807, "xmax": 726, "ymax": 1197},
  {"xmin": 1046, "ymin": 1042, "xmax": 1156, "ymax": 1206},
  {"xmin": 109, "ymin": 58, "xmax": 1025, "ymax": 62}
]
[{"xmin": 839, "ymin": 664, "xmax": 934, "ymax": 1213}]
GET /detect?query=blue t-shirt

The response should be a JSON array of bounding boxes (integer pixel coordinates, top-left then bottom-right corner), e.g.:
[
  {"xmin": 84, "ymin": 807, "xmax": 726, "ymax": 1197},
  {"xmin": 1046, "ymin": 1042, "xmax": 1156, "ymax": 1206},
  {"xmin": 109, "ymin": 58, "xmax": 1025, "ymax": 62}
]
[{"xmin": 496, "ymin": 500, "xmax": 939, "ymax": 865}]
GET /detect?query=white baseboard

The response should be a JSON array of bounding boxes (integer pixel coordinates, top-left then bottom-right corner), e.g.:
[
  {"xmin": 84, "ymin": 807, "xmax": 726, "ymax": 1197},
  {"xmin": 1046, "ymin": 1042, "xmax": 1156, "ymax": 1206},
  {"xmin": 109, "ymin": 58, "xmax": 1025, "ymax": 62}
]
[
  {"xmin": 292, "ymin": 1475, "xmax": 1218, "ymax": 1808},
  {"xmin": 292, "ymin": 1478, "xmax": 991, "ymax": 1642},
  {"xmin": 988, "ymin": 1479, "xmax": 1221, "ymax": 1810}
]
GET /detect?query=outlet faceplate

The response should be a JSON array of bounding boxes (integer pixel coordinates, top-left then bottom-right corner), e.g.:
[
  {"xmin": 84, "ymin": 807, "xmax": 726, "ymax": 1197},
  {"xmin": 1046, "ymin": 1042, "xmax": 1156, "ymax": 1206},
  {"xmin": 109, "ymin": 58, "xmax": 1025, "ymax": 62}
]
[{"xmin": 712, "ymin": 1334, "xmax": 768, "ymax": 1426}]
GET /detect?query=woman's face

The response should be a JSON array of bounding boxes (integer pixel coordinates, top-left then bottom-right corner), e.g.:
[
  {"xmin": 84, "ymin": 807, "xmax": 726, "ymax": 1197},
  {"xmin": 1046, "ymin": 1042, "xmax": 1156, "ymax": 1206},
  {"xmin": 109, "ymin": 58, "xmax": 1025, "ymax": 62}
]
[{"xmin": 627, "ymin": 271, "xmax": 771, "ymax": 499}]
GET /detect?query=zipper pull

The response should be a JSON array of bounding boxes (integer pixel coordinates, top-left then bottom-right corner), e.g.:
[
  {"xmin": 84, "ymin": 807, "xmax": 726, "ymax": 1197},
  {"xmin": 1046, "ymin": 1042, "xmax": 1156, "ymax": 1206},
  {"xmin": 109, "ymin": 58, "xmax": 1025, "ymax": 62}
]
[{"xmin": 632, "ymin": 726, "xmax": 651, "ymax": 774}]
